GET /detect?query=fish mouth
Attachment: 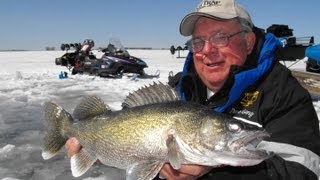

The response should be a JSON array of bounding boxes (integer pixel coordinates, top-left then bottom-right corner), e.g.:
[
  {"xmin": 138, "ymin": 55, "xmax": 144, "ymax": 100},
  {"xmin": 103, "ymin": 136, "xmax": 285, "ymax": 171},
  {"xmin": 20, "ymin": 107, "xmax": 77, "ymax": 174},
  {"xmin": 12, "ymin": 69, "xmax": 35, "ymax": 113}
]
[{"xmin": 230, "ymin": 131, "xmax": 271, "ymax": 158}]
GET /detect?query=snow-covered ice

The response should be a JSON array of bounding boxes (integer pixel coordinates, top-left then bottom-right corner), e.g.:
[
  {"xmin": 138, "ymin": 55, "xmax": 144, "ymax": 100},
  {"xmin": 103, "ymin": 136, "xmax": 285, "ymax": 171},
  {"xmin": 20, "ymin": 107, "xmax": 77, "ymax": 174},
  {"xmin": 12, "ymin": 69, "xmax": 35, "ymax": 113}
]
[{"xmin": 0, "ymin": 50, "xmax": 318, "ymax": 179}]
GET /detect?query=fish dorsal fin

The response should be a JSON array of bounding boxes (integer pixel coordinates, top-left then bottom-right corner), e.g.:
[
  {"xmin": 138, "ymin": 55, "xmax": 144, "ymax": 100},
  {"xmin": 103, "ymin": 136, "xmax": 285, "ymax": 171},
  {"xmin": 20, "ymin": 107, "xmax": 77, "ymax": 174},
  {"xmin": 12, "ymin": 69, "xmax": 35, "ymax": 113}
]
[
  {"xmin": 73, "ymin": 95, "xmax": 110, "ymax": 120},
  {"xmin": 122, "ymin": 82, "xmax": 181, "ymax": 108}
]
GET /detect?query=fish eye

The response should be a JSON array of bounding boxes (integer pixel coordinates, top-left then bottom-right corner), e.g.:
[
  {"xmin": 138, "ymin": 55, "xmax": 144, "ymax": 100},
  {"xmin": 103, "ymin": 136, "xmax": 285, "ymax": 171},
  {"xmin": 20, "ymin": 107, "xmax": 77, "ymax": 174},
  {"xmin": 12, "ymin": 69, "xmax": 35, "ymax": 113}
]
[{"xmin": 227, "ymin": 121, "xmax": 242, "ymax": 133}]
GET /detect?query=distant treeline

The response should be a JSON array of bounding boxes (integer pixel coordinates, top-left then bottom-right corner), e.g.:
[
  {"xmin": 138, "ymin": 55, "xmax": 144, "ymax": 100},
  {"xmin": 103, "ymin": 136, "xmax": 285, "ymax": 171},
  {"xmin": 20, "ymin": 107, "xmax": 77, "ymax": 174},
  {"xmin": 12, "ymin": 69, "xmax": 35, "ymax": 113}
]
[
  {"xmin": 45, "ymin": 47, "xmax": 56, "ymax": 51},
  {"xmin": 126, "ymin": 47, "xmax": 170, "ymax": 50},
  {"xmin": 96, "ymin": 47, "xmax": 170, "ymax": 50},
  {"xmin": 0, "ymin": 49, "xmax": 29, "ymax": 52},
  {"xmin": 0, "ymin": 47, "xmax": 170, "ymax": 52}
]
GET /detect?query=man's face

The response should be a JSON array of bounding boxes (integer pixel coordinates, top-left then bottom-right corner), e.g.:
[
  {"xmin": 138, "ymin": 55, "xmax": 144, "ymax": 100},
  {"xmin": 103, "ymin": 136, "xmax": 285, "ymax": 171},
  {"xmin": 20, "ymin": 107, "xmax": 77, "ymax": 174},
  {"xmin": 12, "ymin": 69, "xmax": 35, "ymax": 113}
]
[{"xmin": 192, "ymin": 17, "xmax": 255, "ymax": 92}]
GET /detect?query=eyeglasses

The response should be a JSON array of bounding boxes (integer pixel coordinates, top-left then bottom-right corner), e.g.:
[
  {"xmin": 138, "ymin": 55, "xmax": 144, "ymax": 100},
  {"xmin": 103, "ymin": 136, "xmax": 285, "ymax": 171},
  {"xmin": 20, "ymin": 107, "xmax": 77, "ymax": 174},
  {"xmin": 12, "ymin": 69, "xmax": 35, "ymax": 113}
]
[{"xmin": 190, "ymin": 30, "xmax": 246, "ymax": 53}]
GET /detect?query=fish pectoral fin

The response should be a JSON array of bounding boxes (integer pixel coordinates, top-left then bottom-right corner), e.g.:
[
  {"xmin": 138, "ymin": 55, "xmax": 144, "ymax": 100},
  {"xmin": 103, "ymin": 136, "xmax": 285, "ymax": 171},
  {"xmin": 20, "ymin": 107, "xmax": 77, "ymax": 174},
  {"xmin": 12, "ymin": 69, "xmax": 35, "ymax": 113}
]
[
  {"xmin": 70, "ymin": 148, "xmax": 97, "ymax": 177},
  {"xmin": 126, "ymin": 161, "xmax": 164, "ymax": 180},
  {"xmin": 166, "ymin": 134, "xmax": 184, "ymax": 169}
]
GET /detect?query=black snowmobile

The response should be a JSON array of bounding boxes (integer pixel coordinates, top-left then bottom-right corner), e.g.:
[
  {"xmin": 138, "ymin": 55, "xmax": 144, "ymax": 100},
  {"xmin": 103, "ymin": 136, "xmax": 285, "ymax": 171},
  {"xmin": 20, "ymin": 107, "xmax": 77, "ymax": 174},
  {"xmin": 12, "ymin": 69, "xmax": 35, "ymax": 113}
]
[
  {"xmin": 98, "ymin": 43, "xmax": 148, "ymax": 77},
  {"xmin": 55, "ymin": 39, "xmax": 97, "ymax": 74},
  {"xmin": 54, "ymin": 39, "xmax": 157, "ymax": 78}
]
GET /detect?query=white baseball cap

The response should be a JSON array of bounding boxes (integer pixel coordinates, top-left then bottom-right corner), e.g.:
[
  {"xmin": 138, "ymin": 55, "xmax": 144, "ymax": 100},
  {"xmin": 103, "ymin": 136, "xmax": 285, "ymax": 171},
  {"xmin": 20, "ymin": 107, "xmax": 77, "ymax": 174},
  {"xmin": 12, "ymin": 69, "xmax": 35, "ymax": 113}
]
[{"xmin": 180, "ymin": 0, "xmax": 253, "ymax": 36}]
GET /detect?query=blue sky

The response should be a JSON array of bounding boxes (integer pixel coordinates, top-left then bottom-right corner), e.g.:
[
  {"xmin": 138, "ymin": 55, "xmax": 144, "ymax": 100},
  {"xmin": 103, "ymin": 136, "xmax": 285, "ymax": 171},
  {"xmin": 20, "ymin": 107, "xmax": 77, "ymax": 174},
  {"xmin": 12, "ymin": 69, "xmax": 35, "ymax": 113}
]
[{"xmin": 1, "ymin": 0, "xmax": 319, "ymax": 50}]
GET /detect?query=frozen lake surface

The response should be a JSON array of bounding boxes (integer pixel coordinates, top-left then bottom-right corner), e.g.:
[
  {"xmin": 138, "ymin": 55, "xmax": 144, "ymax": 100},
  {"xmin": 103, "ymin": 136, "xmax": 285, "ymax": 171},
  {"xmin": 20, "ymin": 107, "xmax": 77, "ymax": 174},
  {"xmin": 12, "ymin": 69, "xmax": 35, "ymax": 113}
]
[{"xmin": 0, "ymin": 50, "xmax": 318, "ymax": 180}]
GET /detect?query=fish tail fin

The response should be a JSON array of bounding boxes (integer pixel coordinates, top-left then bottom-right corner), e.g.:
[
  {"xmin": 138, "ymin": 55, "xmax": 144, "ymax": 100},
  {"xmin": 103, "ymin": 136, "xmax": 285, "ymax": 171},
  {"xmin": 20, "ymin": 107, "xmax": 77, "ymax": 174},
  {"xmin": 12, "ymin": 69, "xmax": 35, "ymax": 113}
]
[{"xmin": 42, "ymin": 101, "xmax": 73, "ymax": 160}]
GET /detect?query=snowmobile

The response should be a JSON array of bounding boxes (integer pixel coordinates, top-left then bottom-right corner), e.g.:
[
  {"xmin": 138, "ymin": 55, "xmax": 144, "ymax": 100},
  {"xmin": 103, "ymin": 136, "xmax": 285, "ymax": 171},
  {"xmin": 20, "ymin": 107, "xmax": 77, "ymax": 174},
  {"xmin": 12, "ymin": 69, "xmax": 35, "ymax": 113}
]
[
  {"xmin": 55, "ymin": 43, "xmax": 81, "ymax": 66},
  {"xmin": 55, "ymin": 39, "xmax": 96, "ymax": 68},
  {"xmin": 97, "ymin": 43, "xmax": 148, "ymax": 77},
  {"xmin": 54, "ymin": 39, "xmax": 157, "ymax": 78}
]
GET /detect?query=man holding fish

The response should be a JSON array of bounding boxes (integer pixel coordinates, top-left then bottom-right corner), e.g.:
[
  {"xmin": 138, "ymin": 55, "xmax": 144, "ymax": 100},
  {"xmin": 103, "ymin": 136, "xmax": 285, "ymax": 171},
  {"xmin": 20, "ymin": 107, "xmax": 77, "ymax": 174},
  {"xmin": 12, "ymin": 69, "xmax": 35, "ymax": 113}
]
[{"xmin": 54, "ymin": 0, "xmax": 320, "ymax": 179}]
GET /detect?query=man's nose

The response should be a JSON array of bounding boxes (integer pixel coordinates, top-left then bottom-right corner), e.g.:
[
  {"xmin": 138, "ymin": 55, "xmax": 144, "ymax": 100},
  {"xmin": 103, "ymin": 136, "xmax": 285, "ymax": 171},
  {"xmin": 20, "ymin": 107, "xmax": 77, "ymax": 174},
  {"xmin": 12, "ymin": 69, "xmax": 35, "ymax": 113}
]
[{"xmin": 202, "ymin": 41, "xmax": 218, "ymax": 54}]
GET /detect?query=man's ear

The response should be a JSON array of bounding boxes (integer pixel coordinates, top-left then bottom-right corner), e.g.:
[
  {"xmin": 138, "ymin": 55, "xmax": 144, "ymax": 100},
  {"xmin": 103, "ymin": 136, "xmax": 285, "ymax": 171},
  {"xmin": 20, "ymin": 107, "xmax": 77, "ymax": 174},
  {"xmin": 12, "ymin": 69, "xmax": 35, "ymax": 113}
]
[{"xmin": 246, "ymin": 32, "xmax": 256, "ymax": 54}]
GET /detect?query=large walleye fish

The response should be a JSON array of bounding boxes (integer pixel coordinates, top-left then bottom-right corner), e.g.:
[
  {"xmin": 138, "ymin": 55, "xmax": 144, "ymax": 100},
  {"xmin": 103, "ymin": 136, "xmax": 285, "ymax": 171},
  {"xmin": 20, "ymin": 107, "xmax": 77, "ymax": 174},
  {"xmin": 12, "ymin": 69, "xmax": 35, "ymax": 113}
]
[{"xmin": 42, "ymin": 82, "xmax": 273, "ymax": 180}]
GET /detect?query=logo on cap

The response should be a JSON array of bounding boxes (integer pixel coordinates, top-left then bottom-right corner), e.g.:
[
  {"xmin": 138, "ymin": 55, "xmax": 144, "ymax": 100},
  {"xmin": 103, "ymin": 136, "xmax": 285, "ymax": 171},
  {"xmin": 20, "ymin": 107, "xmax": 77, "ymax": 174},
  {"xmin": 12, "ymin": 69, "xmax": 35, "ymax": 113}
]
[{"xmin": 197, "ymin": 1, "xmax": 222, "ymax": 10}]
